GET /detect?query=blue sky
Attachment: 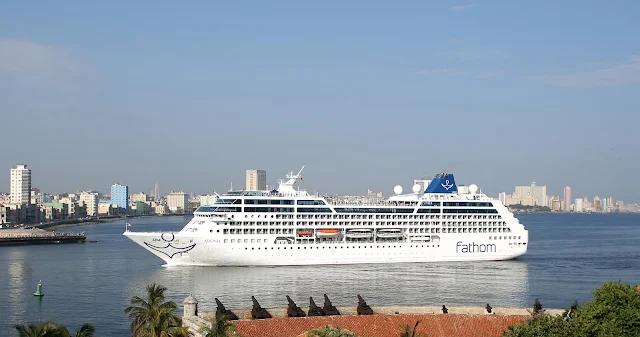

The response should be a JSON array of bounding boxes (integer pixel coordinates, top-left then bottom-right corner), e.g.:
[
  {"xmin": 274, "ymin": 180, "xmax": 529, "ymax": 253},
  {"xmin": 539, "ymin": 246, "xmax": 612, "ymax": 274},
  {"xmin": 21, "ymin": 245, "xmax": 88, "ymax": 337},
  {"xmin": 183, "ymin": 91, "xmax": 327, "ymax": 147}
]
[{"xmin": 1, "ymin": 1, "xmax": 639, "ymax": 202}]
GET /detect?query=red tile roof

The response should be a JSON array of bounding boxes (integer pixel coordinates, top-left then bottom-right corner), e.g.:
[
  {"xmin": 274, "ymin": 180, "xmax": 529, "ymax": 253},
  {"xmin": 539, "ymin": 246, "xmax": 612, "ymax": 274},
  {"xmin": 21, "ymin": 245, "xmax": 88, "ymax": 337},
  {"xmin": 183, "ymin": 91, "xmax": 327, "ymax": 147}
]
[{"xmin": 233, "ymin": 313, "xmax": 529, "ymax": 337}]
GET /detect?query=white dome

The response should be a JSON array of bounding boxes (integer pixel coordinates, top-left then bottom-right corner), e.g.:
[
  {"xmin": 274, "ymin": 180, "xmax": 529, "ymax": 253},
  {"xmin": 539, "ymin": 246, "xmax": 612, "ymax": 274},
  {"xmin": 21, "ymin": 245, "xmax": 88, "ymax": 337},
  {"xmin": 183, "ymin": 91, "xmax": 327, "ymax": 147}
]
[
  {"xmin": 393, "ymin": 185, "xmax": 403, "ymax": 195},
  {"xmin": 412, "ymin": 184, "xmax": 422, "ymax": 194},
  {"xmin": 469, "ymin": 184, "xmax": 479, "ymax": 194}
]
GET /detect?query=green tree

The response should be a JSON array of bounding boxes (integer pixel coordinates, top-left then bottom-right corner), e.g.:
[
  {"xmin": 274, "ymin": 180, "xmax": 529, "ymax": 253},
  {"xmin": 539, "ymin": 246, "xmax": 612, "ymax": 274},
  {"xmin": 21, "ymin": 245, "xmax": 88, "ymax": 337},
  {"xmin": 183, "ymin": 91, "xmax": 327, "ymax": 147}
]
[
  {"xmin": 503, "ymin": 281, "xmax": 640, "ymax": 337},
  {"xmin": 399, "ymin": 320, "xmax": 427, "ymax": 337},
  {"xmin": 304, "ymin": 325, "xmax": 358, "ymax": 337},
  {"xmin": 125, "ymin": 283, "xmax": 191, "ymax": 337},
  {"xmin": 200, "ymin": 314, "xmax": 239, "ymax": 337},
  {"xmin": 14, "ymin": 321, "xmax": 96, "ymax": 337}
]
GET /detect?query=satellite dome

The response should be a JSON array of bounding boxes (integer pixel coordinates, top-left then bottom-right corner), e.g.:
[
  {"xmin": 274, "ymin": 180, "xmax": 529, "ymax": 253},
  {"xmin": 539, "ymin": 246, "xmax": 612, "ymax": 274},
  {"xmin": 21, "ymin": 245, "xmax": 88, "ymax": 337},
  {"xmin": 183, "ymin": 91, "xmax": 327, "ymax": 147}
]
[
  {"xmin": 393, "ymin": 185, "xmax": 403, "ymax": 195},
  {"xmin": 469, "ymin": 184, "xmax": 479, "ymax": 194},
  {"xmin": 412, "ymin": 184, "xmax": 422, "ymax": 194}
]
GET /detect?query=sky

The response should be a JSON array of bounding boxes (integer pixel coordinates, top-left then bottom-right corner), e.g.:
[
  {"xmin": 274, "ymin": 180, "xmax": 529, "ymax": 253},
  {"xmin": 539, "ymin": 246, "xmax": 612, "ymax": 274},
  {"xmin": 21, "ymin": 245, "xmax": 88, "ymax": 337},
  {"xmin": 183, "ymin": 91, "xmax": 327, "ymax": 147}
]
[{"xmin": 1, "ymin": 1, "xmax": 639, "ymax": 202}]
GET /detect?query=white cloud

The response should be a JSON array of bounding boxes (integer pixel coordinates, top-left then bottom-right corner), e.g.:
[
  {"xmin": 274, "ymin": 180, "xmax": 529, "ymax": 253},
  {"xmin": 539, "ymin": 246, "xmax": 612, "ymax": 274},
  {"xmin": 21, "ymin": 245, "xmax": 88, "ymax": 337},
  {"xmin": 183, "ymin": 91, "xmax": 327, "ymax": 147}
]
[
  {"xmin": 416, "ymin": 68, "xmax": 465, "ymax": 76},
  {"xmin": 535, "ymin": 56, "xmax": 640, "ymax": 88},
  {"xmin": 0, "ymin": 39, "xmax": 93, "ymax": 85},
  {"xmin": 449, "ymin": 3, "xmax": 479, "ymax": 11}
]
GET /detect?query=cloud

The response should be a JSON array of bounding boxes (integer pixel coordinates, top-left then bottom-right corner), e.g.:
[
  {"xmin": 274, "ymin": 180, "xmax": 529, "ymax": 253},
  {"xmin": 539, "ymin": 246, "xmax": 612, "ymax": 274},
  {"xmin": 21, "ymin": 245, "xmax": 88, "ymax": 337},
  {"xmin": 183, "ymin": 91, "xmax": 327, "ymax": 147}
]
[
  {"xmin": 449, "ymin": 3, "xmax": 479, "ymax": 11},
  {"xmin": 535, "ymin": 56, "xmax": 640, "ymax": 89},
  {"xmin": 416, "ymin": 68, "xmax": 465, "ymax": 76},
  {"xmin": 0, "ymin": 39, "xmax": 93, "ymax": 85}
]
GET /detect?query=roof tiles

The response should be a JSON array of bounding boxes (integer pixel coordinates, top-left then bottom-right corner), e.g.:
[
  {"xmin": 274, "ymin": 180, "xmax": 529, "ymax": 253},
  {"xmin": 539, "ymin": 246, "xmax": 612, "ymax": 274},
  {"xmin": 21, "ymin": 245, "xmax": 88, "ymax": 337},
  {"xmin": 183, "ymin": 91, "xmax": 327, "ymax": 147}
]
[{"xmin": 233, "ymin": 313, "xmax": 529, "ymax": 337}]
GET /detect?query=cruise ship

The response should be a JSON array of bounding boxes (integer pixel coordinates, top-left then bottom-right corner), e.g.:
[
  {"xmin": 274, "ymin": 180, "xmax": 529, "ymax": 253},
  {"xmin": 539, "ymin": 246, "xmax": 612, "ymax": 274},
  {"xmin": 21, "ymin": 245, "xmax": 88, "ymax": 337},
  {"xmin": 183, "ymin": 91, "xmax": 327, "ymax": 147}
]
[{"xmin": 124, "ymin": 167, "xmax": 528, "ymax": 266}]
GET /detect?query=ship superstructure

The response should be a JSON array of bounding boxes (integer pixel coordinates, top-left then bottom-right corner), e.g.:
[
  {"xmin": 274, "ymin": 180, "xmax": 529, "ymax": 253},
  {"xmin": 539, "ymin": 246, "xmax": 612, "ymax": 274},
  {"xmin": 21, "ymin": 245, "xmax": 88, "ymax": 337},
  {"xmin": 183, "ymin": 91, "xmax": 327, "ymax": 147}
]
[{"xmin": 124, "ymin": 167, "xmax": 528, "ymax": 266}]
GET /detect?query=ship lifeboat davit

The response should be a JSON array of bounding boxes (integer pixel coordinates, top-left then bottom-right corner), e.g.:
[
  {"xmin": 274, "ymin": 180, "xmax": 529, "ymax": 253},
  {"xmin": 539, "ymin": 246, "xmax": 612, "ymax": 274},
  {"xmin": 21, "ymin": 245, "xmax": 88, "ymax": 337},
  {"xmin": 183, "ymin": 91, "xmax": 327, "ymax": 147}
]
[
  {"xmin": 297, "ymin": 229, "xmax": 313, "ymax": 237},
  {"xmin": 316, "ymin": 229, "xmax": 341, "ymax": 238},
  {"xmin": 376, "ymin": 228, "xmax": 403, "ymax": 238},
  {"xmin": 345, "ymin": 229, "xmax": 374, "ymax": 238}
]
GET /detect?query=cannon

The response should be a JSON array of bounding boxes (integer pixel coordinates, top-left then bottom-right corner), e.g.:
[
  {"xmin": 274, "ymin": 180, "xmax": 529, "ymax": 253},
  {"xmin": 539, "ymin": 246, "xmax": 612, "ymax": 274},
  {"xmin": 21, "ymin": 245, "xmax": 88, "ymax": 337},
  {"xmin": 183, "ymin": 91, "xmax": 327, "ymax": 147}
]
[
  {"xmin": 286, "ymin": 295, "xmax": 306, "ymax": 317},
  {"xmin": 356, "ymin": 294, "xmax": 373, "ymax": 315},
  {"xmin": 215, "ymin": 298, "xmax": 238, "ymax": 320},
  {"xmin": 323, "ymin": 294, "xmax": 340, "ymax": 316},
  {"xmin": 251, "ymin": 296, "xmax": 272, "ymax": 319},
  {"xmin": 308, "ymin": 297, "xmax": 326, "ymax": 316}
]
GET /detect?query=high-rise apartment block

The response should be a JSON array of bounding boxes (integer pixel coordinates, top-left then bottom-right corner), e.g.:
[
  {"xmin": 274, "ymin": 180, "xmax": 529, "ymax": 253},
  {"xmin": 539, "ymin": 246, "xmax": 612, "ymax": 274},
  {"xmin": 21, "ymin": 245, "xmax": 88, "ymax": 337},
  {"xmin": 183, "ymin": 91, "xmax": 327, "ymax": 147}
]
[
  {"xmin": 111, "ymin": 184, "xmax": 129, "ymax": 210},
  {"xmin": 563, "ymin": 186, "xmax": 572, "ymax": 212},
  {"xmin": 504, "ymin": 181, "xmax": 547, "ymax": 206},
  {"xmin": 80, "ymin": 192, "xmax": 99, "ymax": 216},
  {"xmin": 167, "ymin": 191, "xmax": 189, "ymax": 213},
  {"xmin": 10, "ymin": 164, "xmax": 32, "ymax": 205},
  {"xmin": 246, "ymin": 169, "xmax": 267, "ymax": 191}
]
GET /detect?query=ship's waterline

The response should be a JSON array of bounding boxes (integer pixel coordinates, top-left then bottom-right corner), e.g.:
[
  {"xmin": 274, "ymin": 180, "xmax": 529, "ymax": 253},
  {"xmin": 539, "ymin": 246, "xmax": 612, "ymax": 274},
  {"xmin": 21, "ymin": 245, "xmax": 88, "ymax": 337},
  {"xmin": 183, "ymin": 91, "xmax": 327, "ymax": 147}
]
[{"xmin": 124, "ymin": 168, "xmax": 528, "ymax": 266}]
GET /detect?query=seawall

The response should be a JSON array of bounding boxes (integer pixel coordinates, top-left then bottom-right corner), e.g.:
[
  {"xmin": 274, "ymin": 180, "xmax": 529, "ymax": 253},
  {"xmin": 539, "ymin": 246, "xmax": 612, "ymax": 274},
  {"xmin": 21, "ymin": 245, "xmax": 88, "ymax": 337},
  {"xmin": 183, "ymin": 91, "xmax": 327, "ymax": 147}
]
[{"xmin": 0, "ymin": 228, "xmax": 86, "ymax": 246}]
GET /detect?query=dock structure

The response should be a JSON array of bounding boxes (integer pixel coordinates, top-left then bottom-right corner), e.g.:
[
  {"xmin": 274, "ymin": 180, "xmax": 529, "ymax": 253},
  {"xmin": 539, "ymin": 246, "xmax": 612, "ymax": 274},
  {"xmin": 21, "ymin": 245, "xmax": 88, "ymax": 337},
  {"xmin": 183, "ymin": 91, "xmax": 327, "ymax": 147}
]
[{"xmin": 0, "ymin": 228, "xmax": 86, "ymax": 246}]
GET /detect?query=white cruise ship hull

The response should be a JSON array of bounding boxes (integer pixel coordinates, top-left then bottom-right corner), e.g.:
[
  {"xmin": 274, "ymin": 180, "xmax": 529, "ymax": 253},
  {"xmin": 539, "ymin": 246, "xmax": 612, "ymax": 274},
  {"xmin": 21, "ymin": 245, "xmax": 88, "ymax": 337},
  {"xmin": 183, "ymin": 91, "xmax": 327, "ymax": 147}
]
[{"xmin": 124, "ymin": 231, "xmax": 528, "ymax": 266}]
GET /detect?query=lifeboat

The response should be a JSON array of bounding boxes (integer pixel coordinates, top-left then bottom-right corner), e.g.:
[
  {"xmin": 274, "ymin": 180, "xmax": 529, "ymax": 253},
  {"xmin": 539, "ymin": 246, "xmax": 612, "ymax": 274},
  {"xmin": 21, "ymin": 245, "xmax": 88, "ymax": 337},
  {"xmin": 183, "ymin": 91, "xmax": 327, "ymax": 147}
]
[
  {"xmin": 316, "ymin": 229, "xmax": 341, "ymax": 238},
  {"xmin": 297, "ymin": 230, "xmax": 313, "ymax": 237},
  {"xmin": 377, "ymin": 228, "xmax": 403, "ymax": 238},
  {"xmin": 345, "ymin": 229, "xmax": 374, "ymax": 238}
]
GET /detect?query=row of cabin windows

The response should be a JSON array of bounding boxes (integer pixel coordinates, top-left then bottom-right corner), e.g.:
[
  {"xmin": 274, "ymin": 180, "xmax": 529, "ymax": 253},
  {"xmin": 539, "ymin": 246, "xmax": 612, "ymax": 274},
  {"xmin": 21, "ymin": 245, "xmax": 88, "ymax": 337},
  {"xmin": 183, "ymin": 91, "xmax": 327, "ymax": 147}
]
[
  {"xmin": 220, "ymin": 227, "xmax": 510, "ymax": 235},
  {"xmin": 216, "ymin": 199, "xmax": 328, "ymax": 205},
  {"xmin": 226, "ymin": 220, "xmax": 506, "ymax": 227},
  {"xmin": 489, "ymin": 235, "xmax": 522, "ymax": 240},
  {"xmin": 442, "ymin": 202, "xmax": 492, "ymax": 207},
  {"xmin": 235, "ymin": 244, "xmax": 441, "ymax": 249}
]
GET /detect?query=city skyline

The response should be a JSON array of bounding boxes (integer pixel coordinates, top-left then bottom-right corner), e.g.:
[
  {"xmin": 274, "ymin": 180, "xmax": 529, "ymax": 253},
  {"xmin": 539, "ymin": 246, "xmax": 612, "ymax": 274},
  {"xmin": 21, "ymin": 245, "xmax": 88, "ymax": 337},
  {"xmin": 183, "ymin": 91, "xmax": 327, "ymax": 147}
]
[
  {"xmin": 2, "ymin": 164, "xmax": 638, "ymax": 205},
  {"xmin": 2, "ymin": 2, "xmax": 639, "ymax": 202}
]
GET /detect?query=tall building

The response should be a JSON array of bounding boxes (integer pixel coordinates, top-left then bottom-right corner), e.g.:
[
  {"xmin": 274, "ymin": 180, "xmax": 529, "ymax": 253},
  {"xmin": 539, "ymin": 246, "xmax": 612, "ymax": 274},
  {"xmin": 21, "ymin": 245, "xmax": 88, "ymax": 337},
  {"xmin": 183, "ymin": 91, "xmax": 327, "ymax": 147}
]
[
  {"xmin": 246, "ymin": 169, "xmax": 267, "ymax": 191},
  {"xmin": 153, "ymin": 182, "xmax": 160, "ymax": 201},
  {"xmin": 593, "ymin": 196, "xmax": 601, "ymax": 212},
  {"xmin": 601, "ymin": 197, "xmax": 608, "ymax": 212},
  {"xmin": 80, "ymin": 192, "xmax": 99, "ymax": 216},
  {"xmin": 111, "ymin": 184, "xmax": 129, "ymax": 210},
  {"xmin": 513, "ymin": 181, "xmax": 547, "ymax": 206},
  {"xmin": 167, "ymin": 191, "xmax": 189, "ymax": 213},
  {"xmin": 10, "ymin": 164, "xmax": 32, "ymax": 205},
  {"xmin": 563, "ymin": 186, "xmax": 572, "ymax": 212},
  {"xmin": 574, "ymin": 198, "xmax": 583, "ymax": 213}
]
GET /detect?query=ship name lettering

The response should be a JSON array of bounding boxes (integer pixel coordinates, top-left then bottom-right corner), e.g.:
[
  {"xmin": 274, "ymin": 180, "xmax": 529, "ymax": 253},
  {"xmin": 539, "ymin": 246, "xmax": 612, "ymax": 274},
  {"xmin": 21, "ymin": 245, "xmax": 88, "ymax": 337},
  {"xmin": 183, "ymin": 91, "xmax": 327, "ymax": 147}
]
[{"xmin": 456, "ymin": 241, "xmax": 496, "ymax": 253}]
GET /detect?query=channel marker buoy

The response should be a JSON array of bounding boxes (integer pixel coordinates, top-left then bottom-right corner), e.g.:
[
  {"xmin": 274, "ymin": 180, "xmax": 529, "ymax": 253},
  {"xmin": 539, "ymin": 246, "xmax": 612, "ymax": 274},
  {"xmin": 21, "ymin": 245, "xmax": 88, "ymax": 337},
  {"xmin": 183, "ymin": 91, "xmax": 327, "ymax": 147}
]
[{"xmin": 34, "ymin": 280, "xmax": 44, "ymax": 296}]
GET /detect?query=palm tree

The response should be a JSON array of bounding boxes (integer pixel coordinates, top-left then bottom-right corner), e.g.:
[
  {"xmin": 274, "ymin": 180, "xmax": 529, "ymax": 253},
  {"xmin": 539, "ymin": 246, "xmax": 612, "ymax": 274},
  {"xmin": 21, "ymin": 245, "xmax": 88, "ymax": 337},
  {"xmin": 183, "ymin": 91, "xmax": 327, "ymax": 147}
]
[
  {"xmin": 200, "ymin": 314, "xmax": 239, "ymax": 337},
  {"xmin": 125, "ymin": 283, "xmax": 191, "ymax": 337},
  {"xmin": 399, "ymin": 320, "xmax": 427, "ymax": 337},
  {"xmin": 14, "ymin": 321, "xmax": 96, "ymax": 337},
  {"xmin": 14, "ymin": 321, "xmax": 60, "ymax": 337},
  {"xmin": 304, "ymin": 325, "xmax": 358, "ymax": 337}
]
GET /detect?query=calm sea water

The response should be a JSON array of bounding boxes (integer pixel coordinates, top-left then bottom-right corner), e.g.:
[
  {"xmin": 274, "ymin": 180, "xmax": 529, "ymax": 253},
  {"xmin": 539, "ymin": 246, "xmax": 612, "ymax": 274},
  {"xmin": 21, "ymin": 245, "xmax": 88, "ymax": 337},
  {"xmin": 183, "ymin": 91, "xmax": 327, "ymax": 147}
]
[{"xmin": 1, "ymin": 213, "xmax": 639, "ymax": 336}]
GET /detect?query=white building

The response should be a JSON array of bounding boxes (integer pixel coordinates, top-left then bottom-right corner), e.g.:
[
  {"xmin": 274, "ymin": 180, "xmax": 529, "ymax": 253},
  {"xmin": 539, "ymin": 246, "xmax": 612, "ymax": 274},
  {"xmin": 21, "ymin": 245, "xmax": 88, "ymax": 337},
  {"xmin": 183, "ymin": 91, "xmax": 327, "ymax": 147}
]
[
  {"xmin": 199, "ymin": 194, "xmax": 218, "ymax": 206},
  {"xmin": 80, "ymin": 192, "xmax": 99, "ymax": 216},
  {"xmin": 131, "ymin": 192, "xmax": 148, "ymax": 203},
  {"xmin": 574, "ymin": 198, "xmax": 583, "ymax": 213},
  {"xmin": 512, "ymin": 181, "xmax": 547, "ymax": 206},
  {"xmin": 246, "ymin": 169, "xmax": 267, "ymax": 191},
  {"xmin": 10, "ymin": 164, "xmax": 31, "ymax": 205},
  {"xmin": 167, "ymin": 191, "xmax": 189, "ymax": 213}
]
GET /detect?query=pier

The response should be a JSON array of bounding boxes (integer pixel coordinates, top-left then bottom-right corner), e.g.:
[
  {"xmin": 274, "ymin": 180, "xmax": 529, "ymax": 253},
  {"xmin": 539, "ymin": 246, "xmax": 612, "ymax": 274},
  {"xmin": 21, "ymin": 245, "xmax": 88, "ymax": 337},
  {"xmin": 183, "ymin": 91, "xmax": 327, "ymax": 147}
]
[{"xmin": 0, "ymin": 228, "xmax": 86, "ymax": 246}]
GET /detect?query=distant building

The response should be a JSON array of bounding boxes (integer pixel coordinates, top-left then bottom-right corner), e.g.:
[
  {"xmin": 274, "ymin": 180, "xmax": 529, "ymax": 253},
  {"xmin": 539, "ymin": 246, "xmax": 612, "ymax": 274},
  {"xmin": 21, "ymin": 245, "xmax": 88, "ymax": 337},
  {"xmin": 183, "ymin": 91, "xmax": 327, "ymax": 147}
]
[
  {"xmin": 80, "ymin": 192, "xmax": 99, "ymax": 216},
  {"xmin": 498, "ymin": 192, "xmax": 507, "ymax": 205},
  {"xmin": 199, "ymin": 194, "xmax": 218, "ymax": 206},
  {"xmin": 131, "ymin": 192, "xmax": 148, "ymax": 203},
  {"xmin": 10, "ymin": 164, "xmax": 31, "ymax": 205},
  {"xmin": 167, "ymin": 191, "xmax": 188, "ymax": 213},
  {"xmin": 601, "ymin": 197, "xmax": 608, "ymax": 212},
  {"xmin": 246, "ymin": 169, "xmax": 267, "ymax": 191},
  {"xmin": 574, "ymin": 198, "xmax": 583, "ymax": 213},
  {"xmin": 506, "ymin": 181, "xmax": 547, "ymax": 206},
  {"xmin": 563, "ymin": 186, "xmax": 572, "ymax": 212},
  {"xmin": 550, "ymin": 195, "xmax": 562, "ymax": 212},
  {"xmin": 111, "ymin": 184, "xmax": 129, "ymax": 210},
  {"xmin": 593, "ymin": 196, "xmax": 601, "ymax": 212}
]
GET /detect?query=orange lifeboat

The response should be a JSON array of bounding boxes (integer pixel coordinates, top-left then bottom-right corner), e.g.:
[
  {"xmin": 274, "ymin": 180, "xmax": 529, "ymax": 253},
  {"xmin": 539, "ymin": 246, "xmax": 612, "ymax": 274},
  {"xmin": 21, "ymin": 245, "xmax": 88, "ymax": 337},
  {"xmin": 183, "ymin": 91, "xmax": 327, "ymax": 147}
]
[
  {"xmin": 316, "ymin": 229, "xmax": 341, "ymax": 238},
  {"xmin": 297, "ymin": 230, "xmax": 313, "ymax": 237}
]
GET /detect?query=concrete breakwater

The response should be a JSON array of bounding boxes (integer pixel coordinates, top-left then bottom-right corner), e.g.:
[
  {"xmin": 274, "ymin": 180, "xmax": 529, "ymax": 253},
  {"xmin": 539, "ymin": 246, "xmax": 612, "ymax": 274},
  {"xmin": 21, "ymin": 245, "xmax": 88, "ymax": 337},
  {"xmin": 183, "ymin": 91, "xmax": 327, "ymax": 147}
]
[
  {"xmin": 0, "ymin": 228, "xmax": 86, "ymax": 246},
  {"xmin": 181, "ymin": 295, "xmax": 565, "ymax": 337}
]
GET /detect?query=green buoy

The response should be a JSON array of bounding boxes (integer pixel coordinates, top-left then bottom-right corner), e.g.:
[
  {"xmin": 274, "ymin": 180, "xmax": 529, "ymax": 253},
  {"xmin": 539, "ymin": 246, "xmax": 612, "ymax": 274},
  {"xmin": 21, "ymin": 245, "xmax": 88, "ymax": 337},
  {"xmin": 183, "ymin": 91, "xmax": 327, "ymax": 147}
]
[{"xmin": 34, "ymin": 280, "xmax": 44, "ymax": 297}]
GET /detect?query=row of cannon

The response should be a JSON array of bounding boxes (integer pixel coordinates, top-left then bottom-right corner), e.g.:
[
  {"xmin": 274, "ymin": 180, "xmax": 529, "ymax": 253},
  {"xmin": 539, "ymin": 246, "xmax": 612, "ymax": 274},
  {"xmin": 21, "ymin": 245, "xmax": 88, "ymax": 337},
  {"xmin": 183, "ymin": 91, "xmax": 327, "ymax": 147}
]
[
  {"xmin": 213, "ymin": 295, "xmax": 568, "ymax": 320},
  {"xmin": 214, "ymin": 294, "xmax": 374, "ymax": 320}
]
